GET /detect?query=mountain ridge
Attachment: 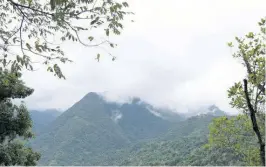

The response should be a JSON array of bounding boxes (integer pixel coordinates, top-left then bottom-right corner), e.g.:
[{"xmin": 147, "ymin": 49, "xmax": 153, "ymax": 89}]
[{"xmin": 29, "ymin": 92, "xmax": 228, "ymax": 165}]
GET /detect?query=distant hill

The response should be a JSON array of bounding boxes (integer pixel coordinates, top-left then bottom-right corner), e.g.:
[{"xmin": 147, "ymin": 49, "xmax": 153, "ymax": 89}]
[
  {"xmin": 181, "ymin": 104, "xmax": 227, "ymax": 118},
  {"xmin": 29, "ymin": 92, "xmax": 234, "ymax": 166},
  {"xmin": 118, "ymin": 114, "xmax": 243, "ymax": 166},
  {"xmin": 30, "ymin": 92, "xmax": 184, "ymax": 165},
  {"xmin": 30, "ymin": 109, "xmax": 61, "ymax": 135},
  {"xmin": 113, "ymin": 98, "xmax": 182, "ymax": 141}
]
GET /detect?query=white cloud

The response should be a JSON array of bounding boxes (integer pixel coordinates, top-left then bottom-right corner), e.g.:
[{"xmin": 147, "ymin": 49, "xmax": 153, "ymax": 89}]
[{"xmin": 21, "ymin": 0, "xmax": 266, "ymax": 114}]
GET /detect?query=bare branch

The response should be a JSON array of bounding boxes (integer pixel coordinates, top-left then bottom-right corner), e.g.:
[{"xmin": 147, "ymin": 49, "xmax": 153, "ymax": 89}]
[{"xmin": 7, "ymin": 0, "xmax": 53, "ymax": 16}]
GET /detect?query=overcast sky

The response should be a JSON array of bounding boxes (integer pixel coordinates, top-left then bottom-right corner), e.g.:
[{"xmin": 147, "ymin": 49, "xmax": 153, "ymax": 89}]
[{"xmin": 21, "ymin": 0, "xmax": 266, "ymax": 114}]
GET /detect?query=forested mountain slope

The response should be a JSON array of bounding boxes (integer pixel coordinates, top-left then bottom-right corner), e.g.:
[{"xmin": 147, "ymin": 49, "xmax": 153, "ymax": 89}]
[
  {"xmin": 29, "ymin": 92, "xmax": 243, "ymax": 166},
  {"xmin": 119, "ymin": 115, "xmax": 244, "ymax": 166},
  {"xmin": 30, "ymin": 109, "xmax": 61, "ymax": 135},
  {"xmin": 30, "ymin": 92, "xmax": 183, "ymax": 165}
]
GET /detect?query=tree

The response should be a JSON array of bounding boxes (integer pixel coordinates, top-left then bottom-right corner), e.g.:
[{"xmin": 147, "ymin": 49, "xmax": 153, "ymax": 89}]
[
  {"xmin": 0, "ymin": 68, "xmax": 40, "ymax": 165},
  {"xmin": 0, "ymin": 0, "xmax": 132, "ymax": 165},
  {"xmin": 206, "ymin": 115, "xmax": 265, "ymax": 165},
  {"xmin": 207, "ymin": 17, "xmax": 265, "ymax": 166},
  {"xmin": 0, "ymin": 0, "xmax": 132, "ymax": 78}
]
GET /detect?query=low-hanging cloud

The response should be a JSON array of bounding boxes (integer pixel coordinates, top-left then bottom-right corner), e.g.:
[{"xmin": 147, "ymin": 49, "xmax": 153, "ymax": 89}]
[{"xmin": 21, "ymin": 0, "xmax": 266, "ymax": 115}]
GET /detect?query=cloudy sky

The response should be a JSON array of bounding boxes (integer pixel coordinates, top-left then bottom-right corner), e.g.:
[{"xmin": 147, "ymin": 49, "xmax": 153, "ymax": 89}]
[{"xmin": 21, "ymin": 0, "xmax": 266, "ymax": 114}]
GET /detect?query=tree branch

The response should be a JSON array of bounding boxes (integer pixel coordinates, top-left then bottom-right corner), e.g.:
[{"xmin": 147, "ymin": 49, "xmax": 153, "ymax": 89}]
[
  {"xmin": 243, "ymin": 79, "xmax": 265, "ymax": 166},
  {"xmin": 7, "ymin": 0, "xmax": 53, "ymax": 16},
  {"xmin": 242, "ymin": 52, "xmax": 265, "ymax": 95},
  {"xmin": 63, "ymin": 20, "xmax": 110, "ymax": 47},
  {"xmin": 254, "ymin": 87, "xmax": 262, "ymax": 112},
  {"xmin": 19, "ymin": 16, "xmax": 25, "ymax": 57}
]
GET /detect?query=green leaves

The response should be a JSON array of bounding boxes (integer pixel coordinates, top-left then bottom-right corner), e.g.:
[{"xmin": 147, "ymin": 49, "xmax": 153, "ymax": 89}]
[
  {"xmin": 2, "ymin": 0, "xmax": 132, "ymax": 79},
  {"xmin": 88, "ymin": 36, "xmax": 94, "ymax": 41},
  {"xmin": 227, "ymin": 42, "xmax": 233, "ymax": 47},
  {"xmin": 0, "ymin": 69, "xmax": 34, "ymax": 100},
  {"xmin": 0, "ymin": 69, "xmax": 36, "ymax": 164},
  {"xmin": 207, "ymin": 114, "xmax": 264, "ymax": 166},
  {"xmin": 90, "ymin": 16, "xmax": 102, "ymax": 26},
  {"xmin": 246, "ymin": 32, "xmax": 254, "ymax": 39},
  {"xmin": 216, "ymin": 17, "xmax": 266, "ymax": 166},
  {"xmin": 96, "ymin": 53, "xmax": 100, "ymax": 62},
  {"xmin": 26, "ymin": 43, "xmax": 32, "ymax": 50},
  {"xmin": 0, "ymin": 83, "xmax": 40, "ymax": 165},
  {"xmin": 105, "ymin": 28, "xmax": 110, "ymax": 36},
  {"xmin": 53, "ymin": 64, "xmax": 65, "ymax": 79},
  {"xmin": 258, "ymin": 18, "xmax": 266, "ymax": 26},
  {"xmin": 227, "ymin": 17, "xmax": 265, "ymax": 114},
  {"xmin": 122, "ymin": 2, "xmax": 129, "ymax": 7}
]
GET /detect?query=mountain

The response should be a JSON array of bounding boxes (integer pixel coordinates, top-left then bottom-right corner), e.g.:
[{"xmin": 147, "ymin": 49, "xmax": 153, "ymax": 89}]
[
  {"xmin": 29, "ymin": 92, "xmax": 233, "ymax": 165},
  {"xmin": 30, "ymin": 92, "xmax": 184, "ymax": 165},
  {"xmin": 30, "ymin": 92, "xmax": 129, "ymax": 165},
  {"xmin": 30, "ymin": 109, "xmax": 61, "ymax": 134},
  {"xmin": 119, "ymin": 119, "xmax": 244, "ymax": 166},
  {"xmin": 207, "ymin": 105, "xmax": 226, "ymax": 116},
  {"xmin": 117, "ymin": 114, "xmax": 244, "ymax": 166},
  {"xmin": 182, "ymin": 105, "xmax": 226, "ymax": 118},
  {"xmin": 113, "ymin": 98, "xmax": 180, "ymax": 141}
]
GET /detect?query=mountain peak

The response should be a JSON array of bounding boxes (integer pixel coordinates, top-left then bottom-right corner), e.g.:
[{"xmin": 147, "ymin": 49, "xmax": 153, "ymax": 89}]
[
  {"xmin": 208, "ymin": 105, "xmax": 219, "ymax": 111},
  {"xmin": 131, "ymin": 97, "xmax": 142, "ymax": 104},
  {"xmin": 85, "ymin": 92, "xmax": 100, "ymax": 97},
  {"xmin": 81, "ymin": 92, "xmax": 104, "ymax": 102},
  {"xmin": 206, "ymin": 105, "xmax": 226, "ymax": 116}
]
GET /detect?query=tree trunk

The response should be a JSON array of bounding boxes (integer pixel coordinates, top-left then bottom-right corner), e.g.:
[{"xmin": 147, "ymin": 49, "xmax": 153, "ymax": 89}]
[{"xmin": 243, "ymin": 79, "xmax": 265, "ymax": 166}]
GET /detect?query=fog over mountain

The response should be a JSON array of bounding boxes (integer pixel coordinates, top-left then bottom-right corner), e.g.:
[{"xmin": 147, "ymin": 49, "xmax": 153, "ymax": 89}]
[
  {"xmin": 27, "ymin": 92, "xmax": 233, "ymax": 166},
  {"xmin": 22, "ymin": 0, "xmax": 266, "ymax": 115}
]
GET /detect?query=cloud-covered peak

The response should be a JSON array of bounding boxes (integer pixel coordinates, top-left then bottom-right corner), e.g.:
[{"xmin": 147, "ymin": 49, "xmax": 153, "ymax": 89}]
[{"xmin": 22, "ymin": 0, "xmax": 265, "ymax": 114}]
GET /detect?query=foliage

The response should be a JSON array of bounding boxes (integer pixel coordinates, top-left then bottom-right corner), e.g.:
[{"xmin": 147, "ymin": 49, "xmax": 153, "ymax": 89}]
[
  {"xmin": 29, "ymin": 93, "xmax": 177, "ymax": 165},
  {"xmin": 119, "ymin": 115, "xmax": 245, "ymax": 166},
  {"xmin": 0, "ymin": 68, "xmax": 40, "ymax": 165},
  {"xmin": 0, "ymin": 0, "xmax": 132, "ymax": 78},
  {"xmin": 0, "ymin": 0, "xmax": 132, "ymax": 165},
  {"xmin": 29, "ymin": 109, "xmax": 61, "ymax": 135},
  {"xmin": 227, "ymin": 17, "xmax": 265, "ymax": 114},
  {"xmin": 28, "ymin": 97, "xmax": 246, "ymax": 166},
  {"xmin": 206, "ymin": 115, "xmax": 265, "ymax": 166},
  {"xmin": 0, "ymin": 140, "xmax": 40, "ymax": 166},
  {"xmin": 207, "ymin": 17, "xmax": 266, "ymax": 166}
]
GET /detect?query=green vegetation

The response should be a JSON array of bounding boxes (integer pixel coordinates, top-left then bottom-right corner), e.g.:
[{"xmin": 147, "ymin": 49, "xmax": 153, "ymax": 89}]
[
  {"xmin": 207, "ymin": 17, "xmax": 265, "ymax": 166},
  {"xmin": 118, "ymin": 115, "xmax": 244, "ymax": 166},
  {"xmin": 206, "ymin": 115, "xmax": 265, "ymax": 166},
  {"xmin": 30, "ymin": 93, "xmax": 178, "ymax": 165},
  {"xmin": 1, "ymin": 0, "xmax": 264, "ymax": 166},
  {"xmin": 28, "ymin": 92, "xmax": 249, "ymax": 166},
  {"xmin": 30, "ymin": 109, "xmax": 61, "ymax": 135},
  {"xmin": 0, "ymin": 69, "xmax": 40, "ymax": 165},
  {"xmin": 1, "ymin": 0, "xmax": 132, "ymax": 78},
  {"xmin": 0, "ymin": 0, "xmax": 131, "ymax": 165}
]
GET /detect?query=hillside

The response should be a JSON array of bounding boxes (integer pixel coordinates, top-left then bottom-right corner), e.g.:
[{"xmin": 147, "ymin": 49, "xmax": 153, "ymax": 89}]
[
  {"xmin": 28, "ymin": 92, "xmax": 245, "ymax": 166},
  {"xmin": 118, "ymin": 115, "xmax": 244, "ymax": 166},
  {"xmin": 30, "ymin": 109, "xmax": 61, "ymax": 135},
  {"xmin": 30, "ymin": 92, "xmax": 184, "ymax": 165}
]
